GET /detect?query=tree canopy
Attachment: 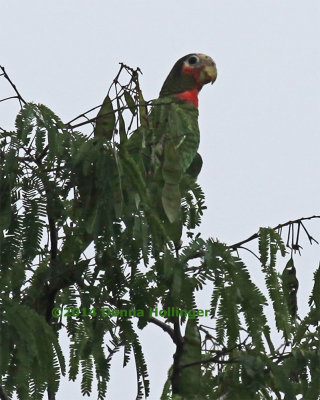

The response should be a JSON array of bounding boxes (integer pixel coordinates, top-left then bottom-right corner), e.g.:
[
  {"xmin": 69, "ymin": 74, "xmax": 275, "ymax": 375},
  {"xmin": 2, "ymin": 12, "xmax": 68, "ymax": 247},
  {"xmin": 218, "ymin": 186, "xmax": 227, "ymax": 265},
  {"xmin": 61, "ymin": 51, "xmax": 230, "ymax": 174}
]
[{"xmin": 1, "ymin": 63, "xmax": 320, "ymax": 400}]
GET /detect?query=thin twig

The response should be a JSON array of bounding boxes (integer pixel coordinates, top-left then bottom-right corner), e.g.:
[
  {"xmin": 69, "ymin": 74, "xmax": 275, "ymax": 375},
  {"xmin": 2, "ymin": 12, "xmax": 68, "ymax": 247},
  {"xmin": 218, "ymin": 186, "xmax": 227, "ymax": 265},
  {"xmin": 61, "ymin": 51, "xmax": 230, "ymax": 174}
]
[
  {"xmin": 66, "ymin": 98, "xmax": 177, "ymax": 131},
  {"xmin": 237, "ymin": 245, "xmax": 261, "ymax": 261},
  {"xmin": 0, "ymin": 95, "xmax": 19, "ymax": 103},
  {"xmin": 301, "ymin": 221, "xmax": 319, "ymax": 245},
  {"xmin": 66, "ymin": 62, "xmax": 142, "ymax": 127},
  {"xmin": 182, "ymin": 356, "xmax": 238, "ymax": 369},
  {"xmin": 66, "ymin": 104, "xmax": 101, "ymax": 125},
  {"xmin": 184, "ymin": 215, "xmax": 320, "ymax": 262},
  {"xmin": 230, "ymin": 215, "xmax": 320, "ymax": 251},
  {"xmin": 0, "ymin": 65, "xmax": 26, "ymax": 107},
  {"xmin": 66, "ymin": 102, "xmax": 153, "ymax": 130}
]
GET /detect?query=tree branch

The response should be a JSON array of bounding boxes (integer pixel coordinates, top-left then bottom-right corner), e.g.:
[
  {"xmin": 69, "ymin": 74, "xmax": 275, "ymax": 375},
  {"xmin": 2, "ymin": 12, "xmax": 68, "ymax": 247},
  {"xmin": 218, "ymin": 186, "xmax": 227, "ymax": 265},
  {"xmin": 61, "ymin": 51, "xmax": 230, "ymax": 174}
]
[
  {"xmin": 0, "ymin": 95, "xmax": 20, "ymax": 103},
  {"xmin": 182, "ymin": 356, "xmax": 238, "ymax": 369},
  {"xmin": 0, "ymin": 65, "xmax": 26, "ymax": 107},
  {"xmin": 230, "ymin": 215, "xmax": 320, "ymax": 250},
  {"xmin": 66, "ymin": 102, "xmax": 152, "ymax": 130},
  {"xmin": 184, "ymin": 215, "xmax": 320, "ymax": 269},
  {"xmin": 148, "ymin": 317, "xmax": 177, "ymax": 343},
  {"xmin": 182, "ymin": 335, "xmax": 249, "ymax": 370}
]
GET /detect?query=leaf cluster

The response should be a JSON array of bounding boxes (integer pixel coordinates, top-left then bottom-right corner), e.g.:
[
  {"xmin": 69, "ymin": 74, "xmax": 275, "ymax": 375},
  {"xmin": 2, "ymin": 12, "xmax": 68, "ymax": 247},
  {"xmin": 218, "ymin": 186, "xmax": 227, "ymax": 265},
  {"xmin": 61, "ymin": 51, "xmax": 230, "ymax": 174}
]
[{"xmin": 1, "ymin": 66, "xmax": 320, "ymax": 400}]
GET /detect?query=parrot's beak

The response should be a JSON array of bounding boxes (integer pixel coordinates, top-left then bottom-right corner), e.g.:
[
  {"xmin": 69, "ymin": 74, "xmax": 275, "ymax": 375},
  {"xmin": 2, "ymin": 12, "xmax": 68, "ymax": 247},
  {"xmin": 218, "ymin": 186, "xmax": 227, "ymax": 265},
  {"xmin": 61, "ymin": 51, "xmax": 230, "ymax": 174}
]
[
  {"xmin": 203, "ymin": 63, "xmax": 217, "ymax": 84},
  {"xmin": 198, "ymin": 54, "xmax": 217, "ymax": 85}
]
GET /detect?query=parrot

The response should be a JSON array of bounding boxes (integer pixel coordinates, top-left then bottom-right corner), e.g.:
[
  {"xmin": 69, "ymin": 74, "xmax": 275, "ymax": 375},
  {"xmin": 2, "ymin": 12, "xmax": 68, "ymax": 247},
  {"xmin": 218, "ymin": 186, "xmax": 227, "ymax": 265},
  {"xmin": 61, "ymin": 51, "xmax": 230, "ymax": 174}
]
[{"xmin": 123, "ymin": 54, "xmax": 217, "ymax": 229}]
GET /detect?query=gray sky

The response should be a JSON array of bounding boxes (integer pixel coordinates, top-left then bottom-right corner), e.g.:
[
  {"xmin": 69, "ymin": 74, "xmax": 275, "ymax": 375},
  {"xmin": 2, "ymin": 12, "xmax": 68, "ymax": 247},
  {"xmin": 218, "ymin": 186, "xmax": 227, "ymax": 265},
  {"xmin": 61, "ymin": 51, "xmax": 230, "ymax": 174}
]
[{"xmin": 2, "ymin": 1, "xmax": 320, "ymax": 399}]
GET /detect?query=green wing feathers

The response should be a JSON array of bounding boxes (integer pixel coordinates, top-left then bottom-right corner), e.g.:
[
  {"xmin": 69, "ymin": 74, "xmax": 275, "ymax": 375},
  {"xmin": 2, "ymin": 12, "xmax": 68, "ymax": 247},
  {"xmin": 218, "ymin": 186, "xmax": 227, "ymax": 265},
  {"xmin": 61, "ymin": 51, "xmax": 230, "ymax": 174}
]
[{"xmin": 124, "ymin": 97, "xmax": 200, "ymax": 228}]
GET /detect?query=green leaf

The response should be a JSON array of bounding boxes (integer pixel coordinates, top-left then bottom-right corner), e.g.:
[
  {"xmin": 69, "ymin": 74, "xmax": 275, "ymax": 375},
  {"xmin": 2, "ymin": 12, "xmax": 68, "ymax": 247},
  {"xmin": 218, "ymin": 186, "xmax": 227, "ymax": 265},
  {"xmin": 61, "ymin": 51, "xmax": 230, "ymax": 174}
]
[
  {"xmin": 0, "ymin": 177, "xmax": 11, "ymax": 230},
  {"xmin": 160, "ymin": 366, "xmax": 173, "ymax": 399},
  {"xmin": 282, "ymin": 258, "xmax": 299, "ymax": 318},
  {"xmin": 15, "ymin": 103, "xmax": 36, "ymax": 145},
  {"xmin": 94, "ymin": 95, "xmax": 115, "ymax": 140},
  {"xmin": 162, "ymin": 183, "xmax": 181, "ymax": 223},
  {"xmin": 309, "ymin": 264, "xmax": 320, "ymax": 308},
  {"xmin": 259, "ymin": 227, "xmax": 291, "ymax": 339},
  {"xmin": 117, "ymin": 99, "xmax": 127, "ymax": 144},
  {"xmin": 138, "ymin": 89, "xmax": 148, "ymax": 128},
  {"xmin": 178, "ymin": 319, "xmax": 201, "ymax": 397},
  {"xmin": 124, "ymin": 90, "xmax": 137, "ymax": 115}
]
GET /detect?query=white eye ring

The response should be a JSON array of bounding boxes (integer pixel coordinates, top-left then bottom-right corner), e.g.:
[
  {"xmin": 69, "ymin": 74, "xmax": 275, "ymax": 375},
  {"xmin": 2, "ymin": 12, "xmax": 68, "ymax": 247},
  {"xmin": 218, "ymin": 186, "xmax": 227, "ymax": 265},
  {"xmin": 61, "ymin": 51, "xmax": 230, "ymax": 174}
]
[{"xmin": 187, "ymin": 55, "xmax": 200, "ymax": 65}]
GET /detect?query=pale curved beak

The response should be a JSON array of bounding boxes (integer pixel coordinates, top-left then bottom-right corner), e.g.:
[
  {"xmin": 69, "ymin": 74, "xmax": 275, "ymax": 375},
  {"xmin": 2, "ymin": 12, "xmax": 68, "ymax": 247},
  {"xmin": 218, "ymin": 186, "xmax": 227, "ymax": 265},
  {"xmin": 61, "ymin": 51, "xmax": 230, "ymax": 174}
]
[
  {"xmin": 198, "ymin": 54, "xmax": 217, "ymax": 85},
  {"xmin": 202, "ymin": 63, "xmax": 217, "ymax": 84}
]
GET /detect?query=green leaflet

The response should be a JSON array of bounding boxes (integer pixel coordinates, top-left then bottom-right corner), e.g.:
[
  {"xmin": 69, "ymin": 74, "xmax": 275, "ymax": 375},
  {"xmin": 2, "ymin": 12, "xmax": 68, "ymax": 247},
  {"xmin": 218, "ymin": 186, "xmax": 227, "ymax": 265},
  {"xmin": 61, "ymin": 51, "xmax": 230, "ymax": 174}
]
[
  {"xmin": 113, "ymin": 149, "xmax": 124, "ymax": 218},
  {"xmin": 171, "ymin": 262, "xmax": 183, "ymax": 306},
  {"xmin": 94, "ymin": 95, "xmax": 115, "ymax": 140},
  {"xmin": 258, "ymin": 227, "xmax": 291, "ymax": 339},
  {"xmin": 281, "ymin": 258, "xmax": 299, "ymax": 318},
  {"xmin": 309, "ymin": 264, "xmax": 320, "ymax": 309},
  {"xmin": 294, "ymin": 264, "xmax": 320, "ymax": 343},
  {"xmin": 2, "ymin": 299, "xmax": 65, "ymax": 391},
  {"xmin": 220, "ymin": 285, "xmax": 241, "ymax": 348},
  {"xmin": 162, "ymin": 183, "xmax": 181, "ymax": 224},
  {"xmin": 138, "ymin": 88, "xmax": 148, "ymax": 128},
  {"xmin": 37, "ymin": 104, "xmax": 65, "ymax": 161},
  {"xmin": 81, "ymin": 357, "xmax": 94, "ymax": 396},
  {"xmin": 117, "ymin": 98, "xmax": 127, "ymax": 144},
  {"xmin": 118, "ymin": 320, "xmax": 150, "ymax": 398},
  {"xmin": 0, "ymin": 177, "xmax": 11, "ymax": 230},
  {"xmin": 178, "ymin": 318, "xmax": 201, "ymax": 397},
  {"xmin": 15, "ymin": 102, "xmax": 36, "ymax": 144},
  {"xmin": 124, "ymin": 90, "xmax": 137, "ymax": 115},
  {"xmin": 160, "ymin": 366, "xmax": 173, "ymax": 400},
  {"xmin": 204, "ymin": 240, "xmax": 268, "ymax": 350},
  {"xmin": 5, "ymin": 66, "xmax": 320, "ymax": 399},
  {"xmin": 240, "ymin": 353, "xmax": 266, "ymax": 391},
  {"xmin": 267, "ymin": 360, "xmax": 295, "ymax": 398}
]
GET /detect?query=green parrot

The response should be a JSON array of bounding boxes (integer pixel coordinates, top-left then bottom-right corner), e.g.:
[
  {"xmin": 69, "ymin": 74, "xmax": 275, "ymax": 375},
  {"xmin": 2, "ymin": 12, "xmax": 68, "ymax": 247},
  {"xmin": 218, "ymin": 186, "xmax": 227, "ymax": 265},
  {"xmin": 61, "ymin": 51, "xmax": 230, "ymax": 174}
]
[{"xmin": 123, "ymin": 54, "xmax": 217, "ymax": 237}]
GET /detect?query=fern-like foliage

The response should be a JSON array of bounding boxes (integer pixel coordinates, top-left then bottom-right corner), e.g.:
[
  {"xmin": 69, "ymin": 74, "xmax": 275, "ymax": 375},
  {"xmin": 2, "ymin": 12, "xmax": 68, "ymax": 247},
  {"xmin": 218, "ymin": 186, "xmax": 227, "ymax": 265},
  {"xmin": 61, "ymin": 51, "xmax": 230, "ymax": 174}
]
[{"xmin": 1, "ymin": 64, "xmax": 320, "ymax": 400}]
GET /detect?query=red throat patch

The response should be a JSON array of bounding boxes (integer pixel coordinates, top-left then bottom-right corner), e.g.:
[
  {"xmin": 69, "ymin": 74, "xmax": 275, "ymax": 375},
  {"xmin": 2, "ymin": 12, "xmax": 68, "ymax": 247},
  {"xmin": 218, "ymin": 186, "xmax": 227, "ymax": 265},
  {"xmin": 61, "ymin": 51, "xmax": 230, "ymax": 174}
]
[
  {"xmin": 173, "ymin": 64, "xmax": 205, "ymax": 107},
  {"xmin": 174, "ymin": 88, "xmax": 199, "ymax": 107}
]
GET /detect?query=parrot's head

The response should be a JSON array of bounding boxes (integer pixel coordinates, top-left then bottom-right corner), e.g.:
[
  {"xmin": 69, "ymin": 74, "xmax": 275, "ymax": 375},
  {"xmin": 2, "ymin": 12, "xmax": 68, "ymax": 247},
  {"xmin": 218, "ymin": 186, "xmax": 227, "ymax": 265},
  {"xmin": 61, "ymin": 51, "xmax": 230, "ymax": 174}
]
[{"xmin": 159, "ymin": 53, "xmax": 217, "ymax": 107}]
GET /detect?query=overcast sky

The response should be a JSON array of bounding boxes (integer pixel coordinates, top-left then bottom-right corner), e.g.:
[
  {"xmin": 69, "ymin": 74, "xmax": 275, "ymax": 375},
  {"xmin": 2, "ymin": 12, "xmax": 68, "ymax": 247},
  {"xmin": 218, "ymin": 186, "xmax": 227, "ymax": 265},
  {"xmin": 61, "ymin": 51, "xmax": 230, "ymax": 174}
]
[{"xmin": 2, "ymin": 1, "xmax": 320, "ymax": 399}]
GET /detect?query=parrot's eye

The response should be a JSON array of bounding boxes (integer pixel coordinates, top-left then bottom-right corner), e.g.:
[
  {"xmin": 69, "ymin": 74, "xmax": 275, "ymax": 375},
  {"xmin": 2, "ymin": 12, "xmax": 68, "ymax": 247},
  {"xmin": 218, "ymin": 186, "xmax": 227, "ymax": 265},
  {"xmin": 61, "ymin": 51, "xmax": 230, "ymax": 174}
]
[{"xmin": 188, "ymin": 55, "xmax": 199, "ymax": 65}]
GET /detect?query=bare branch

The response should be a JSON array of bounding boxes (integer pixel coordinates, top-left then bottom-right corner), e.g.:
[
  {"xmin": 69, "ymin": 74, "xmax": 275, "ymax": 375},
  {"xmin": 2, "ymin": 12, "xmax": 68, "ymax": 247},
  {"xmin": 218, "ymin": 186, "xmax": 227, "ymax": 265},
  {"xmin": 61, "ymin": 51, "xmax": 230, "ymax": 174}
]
[
  {"xmin": 182, "ymin": 356, "xmax": 238, "ymax": 369},
  {"xmin": 66, "ymin": 102, "xmax": 154, "ymax": 130},
  {"xmin": 230, "ymin": 215, "xmax": 320, "ymax": 251},
  {"xmin": 0, "ymin": 95, "xmax": 20, "ymax": 103},
  {"xmin": 66, "ymin": 104, "xmax": 101, "ymax": 126},
  {"xmin": 65, "ymin": 62, "xmax": 143, "ymax": 128},
  {"xmin": 300, "ymin": 221, "xmax": 319, "ymax": 245},
  {"xmin": 237, "ymin": 246, "xmax": 261, "ymax": 261},
  {"xmin": 0, "ymin": 65, "xmax": 26, "ymax": 107}
]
